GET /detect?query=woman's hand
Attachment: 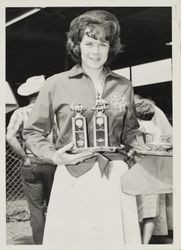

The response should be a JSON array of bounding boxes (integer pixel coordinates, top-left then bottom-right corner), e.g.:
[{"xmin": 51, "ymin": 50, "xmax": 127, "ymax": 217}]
[{"xmin": 52, "ymin": 143, "xmax": 94, "ymax": 165}]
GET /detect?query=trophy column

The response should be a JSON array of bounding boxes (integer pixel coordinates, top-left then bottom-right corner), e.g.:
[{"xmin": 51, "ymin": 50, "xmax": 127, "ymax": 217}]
[
  {"xmin": 71, "ymin": 104, "xmax": 88, "ymax": 149},
  {"xmin": 92, "ymin": 96, "xmax": 110, "ymax": 147}
]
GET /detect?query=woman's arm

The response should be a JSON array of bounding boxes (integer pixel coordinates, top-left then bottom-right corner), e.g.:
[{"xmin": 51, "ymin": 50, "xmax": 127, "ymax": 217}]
[
  {"xmin": 23, "ymin": 80, "xmax": 56, "ymax": 164},
  {"xmin": 121, "ymin": 86, "xmax": 140, "ymax": 146},
  {"xmin": 23, "ymin": 78, "xmax": 94, "ymax": 165}
]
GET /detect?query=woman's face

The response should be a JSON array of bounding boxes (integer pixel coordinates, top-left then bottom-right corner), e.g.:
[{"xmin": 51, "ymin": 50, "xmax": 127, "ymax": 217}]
[{"xmin": 80, "ymin": 31, "xmax": 110, "ymax": 70}]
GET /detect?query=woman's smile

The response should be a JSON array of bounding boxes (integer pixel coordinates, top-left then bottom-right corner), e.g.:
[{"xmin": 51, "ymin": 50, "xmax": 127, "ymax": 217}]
[{"xmin": 89, "ymin": 57, "xmax": 100, "ymax": 62}]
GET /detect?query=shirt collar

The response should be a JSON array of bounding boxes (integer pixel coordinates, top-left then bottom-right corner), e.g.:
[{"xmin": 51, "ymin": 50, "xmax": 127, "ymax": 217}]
[
  {"xmin": 68, "ymin": 64, "xmax": 84, "ymax": 78},
  {"xmin": 68, "ymin": 64, "xmax": 122, "ymax": 79},
  {"xmin": 105, "ymin": 67, "xmax": 122, "ymax": 78}
]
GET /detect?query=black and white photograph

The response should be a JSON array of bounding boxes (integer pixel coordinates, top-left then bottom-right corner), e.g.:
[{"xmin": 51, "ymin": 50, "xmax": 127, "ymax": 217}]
[{"xmin": 3, "ymin": 1, "xmax": 181, "ymax": 249}]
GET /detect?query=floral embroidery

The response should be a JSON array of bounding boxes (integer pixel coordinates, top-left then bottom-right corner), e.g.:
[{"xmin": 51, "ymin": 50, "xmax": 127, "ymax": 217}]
[{"xmin": 108, "ymin": 92, "xmax": 128, "ymax": 112}]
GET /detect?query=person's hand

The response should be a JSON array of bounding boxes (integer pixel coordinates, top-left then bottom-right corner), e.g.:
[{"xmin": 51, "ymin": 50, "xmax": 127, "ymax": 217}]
[
  {"xmin": 129, "ymin": 134, "xmax": 151, "ymax": 153},
  {"xmin": 133, "ymin": 143, "xmax": 152, "ymax": 152},
  {"xmin": 52, "ymin": 142, "xmax": 94, "ymax": 166}
]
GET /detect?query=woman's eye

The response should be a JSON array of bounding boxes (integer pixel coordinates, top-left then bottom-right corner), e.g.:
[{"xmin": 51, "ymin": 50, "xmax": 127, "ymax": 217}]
[
  {"xmin": 101, "ymin": 43, "xmax": 108, "ymax": 47},
  {"xmin": 85, "ymin": 43, "xmax": 92, "ymax": 46}
]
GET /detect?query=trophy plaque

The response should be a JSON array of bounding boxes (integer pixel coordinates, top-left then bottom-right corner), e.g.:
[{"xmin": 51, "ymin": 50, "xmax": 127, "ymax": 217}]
[
  {"xmin": 71, "ymin": 104, "xmax": 88, "ymax": 149},
  {"xmin": 92, "ymin": 95, "xmax": 110, "ymax": 147}
]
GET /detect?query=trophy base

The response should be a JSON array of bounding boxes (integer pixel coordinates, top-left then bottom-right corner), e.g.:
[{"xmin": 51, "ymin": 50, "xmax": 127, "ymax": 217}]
[{"xmin": 69, "ymin": 146, "xmax": 125, "ymax": 154}]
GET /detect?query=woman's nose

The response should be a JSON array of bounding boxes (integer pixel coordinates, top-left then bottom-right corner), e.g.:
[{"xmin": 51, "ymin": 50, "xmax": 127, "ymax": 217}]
[{"xmin": 92, "ymin": 45, "xmax": 99, "ymax": 53}]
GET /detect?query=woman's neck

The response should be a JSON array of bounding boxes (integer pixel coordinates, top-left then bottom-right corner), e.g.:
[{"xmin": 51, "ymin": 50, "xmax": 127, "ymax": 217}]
[
  {"xmin": 81, "ymin": 63, "xmax": 107, "ymax": 96},
  {"xmin": 81, "ymin": 63, "xmax": 105, "ymax": 82}
]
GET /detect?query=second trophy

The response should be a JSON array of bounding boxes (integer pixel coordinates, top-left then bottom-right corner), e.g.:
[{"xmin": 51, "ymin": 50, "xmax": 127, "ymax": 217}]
[{"xmin": 92, "ymin": 95, "xmax": 110, "ymax": 147}]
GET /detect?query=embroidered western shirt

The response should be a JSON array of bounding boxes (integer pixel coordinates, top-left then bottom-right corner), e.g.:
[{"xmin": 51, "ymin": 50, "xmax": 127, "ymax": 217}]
[{"xmin": 23, "ymin": 64, "xmax": 139, "ymax": 168}]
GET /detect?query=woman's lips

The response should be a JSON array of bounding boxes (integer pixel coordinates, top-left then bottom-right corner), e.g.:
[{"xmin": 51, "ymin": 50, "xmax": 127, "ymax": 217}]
[{"xmin": 90, "ymin": 57, "xmax": 100, "ymax": 62}]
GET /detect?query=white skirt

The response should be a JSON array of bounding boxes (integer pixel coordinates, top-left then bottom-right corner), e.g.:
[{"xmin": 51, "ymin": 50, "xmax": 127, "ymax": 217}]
[{"xmin": 43, "ymin": 160, "xmax": 141, "ymax": 249}]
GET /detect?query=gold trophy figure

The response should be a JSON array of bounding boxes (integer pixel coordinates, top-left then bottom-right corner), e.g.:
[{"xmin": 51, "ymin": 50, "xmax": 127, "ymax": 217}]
[
  {"xmin": 92, "ymin": 95, "xmax": 110, "ymax": 148},
  {"xmin": 70, "ymin": 104, "xmax": 88, "ymax": 149}
]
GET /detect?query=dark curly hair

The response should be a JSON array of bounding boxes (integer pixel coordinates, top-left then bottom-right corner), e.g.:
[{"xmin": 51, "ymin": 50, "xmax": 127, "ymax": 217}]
[
  {"xmin": 66, "ymin": 10, "xmax": 124, "ymax": 65},
  {"xmin": 135, "ymin": 99, "xmax": 155, "ymax": 121}
]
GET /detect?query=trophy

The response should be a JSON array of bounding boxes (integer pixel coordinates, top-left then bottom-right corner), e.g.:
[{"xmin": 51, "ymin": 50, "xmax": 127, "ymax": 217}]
[
  {"xmin": 92, "ymin": 95, "xmax": 110, "ymax": 147},
  {"xmin": 70, "ymin": 104, "xmax": 88, "ymax": 149}
]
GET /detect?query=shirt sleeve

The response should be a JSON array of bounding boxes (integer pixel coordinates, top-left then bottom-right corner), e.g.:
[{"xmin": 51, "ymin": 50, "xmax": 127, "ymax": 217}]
[
  {"xmin": 23, "ymin": 79, "xmax": 57, "ymax": 164},
  {"xmin": 152, "ymin": 106, "xmax": 172, "ymax": 134},
  {"xmin": 7, "ymin": 108, "xmax": 24, "ymax": 137},
  {"xmin": 121, "ymin": 85, "xmax": 140, "ymax": 145}
]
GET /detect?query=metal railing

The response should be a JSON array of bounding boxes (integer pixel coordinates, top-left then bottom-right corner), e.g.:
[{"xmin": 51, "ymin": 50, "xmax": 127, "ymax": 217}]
[{"xmin": 6, "ymin": 142, "xmax": 24, "ymax": 201}]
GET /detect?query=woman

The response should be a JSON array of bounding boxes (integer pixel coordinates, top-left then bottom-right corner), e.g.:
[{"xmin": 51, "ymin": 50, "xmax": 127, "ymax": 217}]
[
  {"xmin": 24, "ymin": 10, "xmax": 143, "ymax": 248},
  {"xmin": 135, "ymin": 98, "xmax": 173, "ymax": 244}
]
